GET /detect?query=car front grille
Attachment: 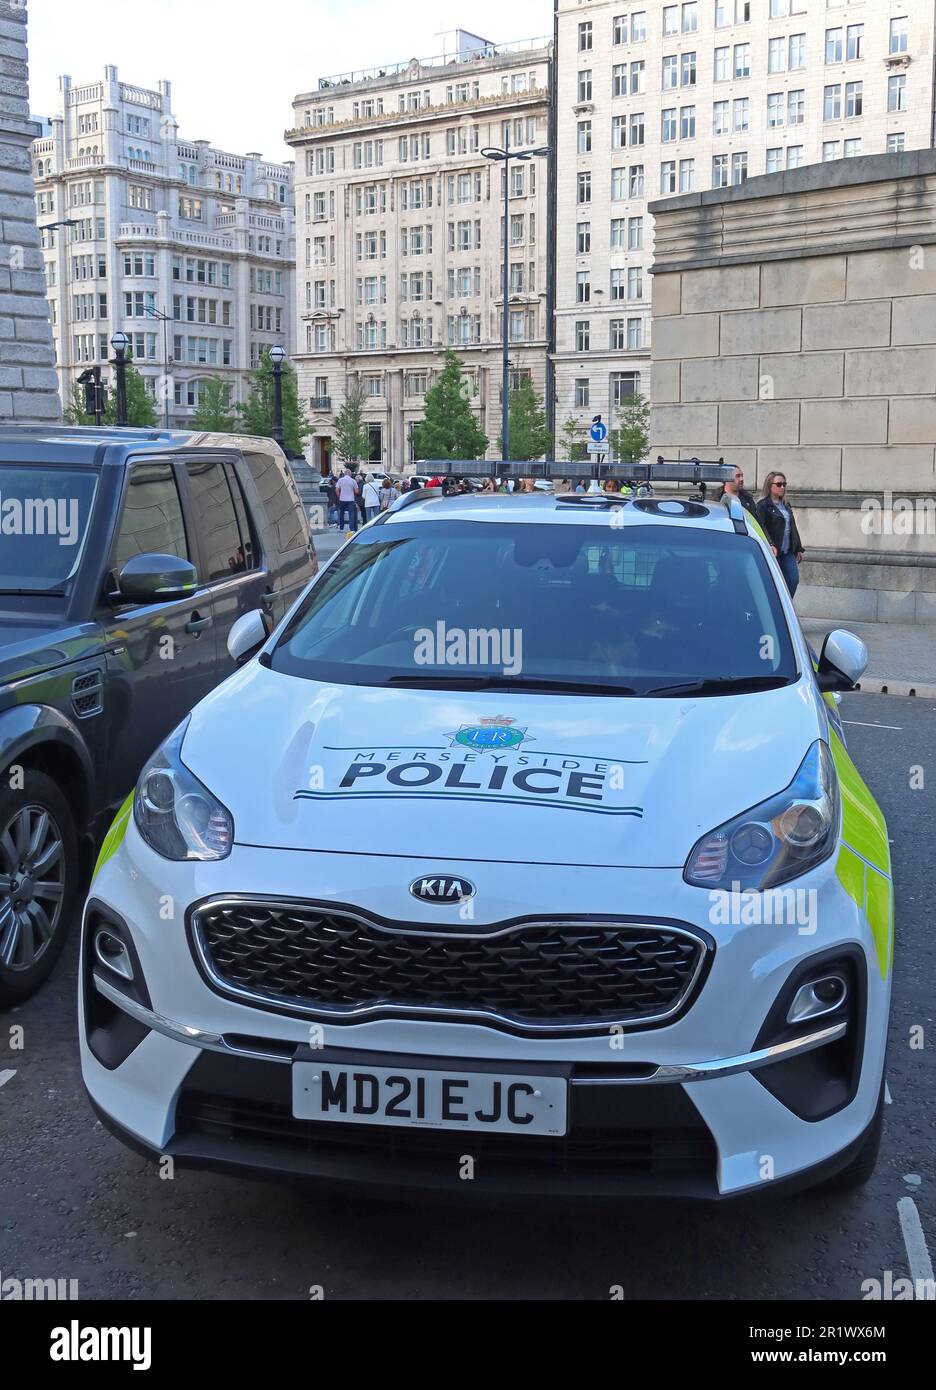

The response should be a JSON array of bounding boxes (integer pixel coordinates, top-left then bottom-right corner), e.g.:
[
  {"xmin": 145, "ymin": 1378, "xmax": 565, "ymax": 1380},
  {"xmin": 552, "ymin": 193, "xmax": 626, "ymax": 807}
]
[{"xmin": 190, "ymin": 899, "xmax": 709, "ymax": 1036}]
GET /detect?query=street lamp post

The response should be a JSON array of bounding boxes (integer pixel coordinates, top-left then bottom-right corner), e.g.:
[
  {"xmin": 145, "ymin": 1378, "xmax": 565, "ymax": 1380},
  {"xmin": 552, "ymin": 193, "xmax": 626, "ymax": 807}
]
[
  {"xmin": 110, "ymin": 332, "xmax": 130, "ymax": 427},
  {"xmin": 480, "ymin": 139, "xmax": 550, "ymax": 464},
  {"xmin": 269, "ymin": 345, "xmax": 287, "ymax": 450},
  {"xmin": 142, "ymin": 305, "xmax": 174, "ymax": 430}
]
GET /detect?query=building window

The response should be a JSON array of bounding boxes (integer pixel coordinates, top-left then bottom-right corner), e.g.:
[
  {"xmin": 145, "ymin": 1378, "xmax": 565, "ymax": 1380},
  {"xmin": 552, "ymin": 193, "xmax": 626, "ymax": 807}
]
[
  {"xmin": 734, "ymin": 44, "xmax": 751, "ymax": 79},
  {"xmin": 660, "ymin": 161, "xmax": 676, "ymax": 195},
  {"xmin": 789, "ymin": 33, "xmax": 806, "ymax": 70},
  {"xmin": 714, "ymin": 47, "xmax": 729, "ymax": 83},
  {"xmin": 822, "ymin": 141, "xmax": 841, "ymax": 162},
  {"xmin": 681, "ymin": 52, "xmax": 697, "ymax": 87},
  {"xmin": 680, "ymin": 105, "xmax": 696, "ymax": 139},
  {"xmin": 713, "ymin": 100, "xmax": 729, "ymax": 136},
  {"xmin": 612, "ymin": 115, "xmax": 626, "ymax": 149},
  {"xmin": 679, "ymin": 158, "xmax": 694, "ymax": 192},
  {"xmin": 576, "ymin": 271, "xmax": 590, "ymax": 304},
  {"xmin": 627, "ymin": 266, "xmax": 643, "ymax": 299},
  {"xmin": 767, "ymin": 92, "xmax": 784, "ymax": 129},
  {"xmin": 733, "ymin": 98, "xmax": 749, "ymax": 132},
  {"xmin": 731, "ymin": 151, "xmax": 748, "ymax": 185},
  {"xmin": 631, "ymin": 60, "xmax": 646, "ymax": 94},
  {"xmin": 788, "ymin": 90, "xmax": 805, "ymax": 126},
  {"xmin": 578, "ymin": 20, "xmax": 592, "ymax": 51},
  {"xmin": 611, "ymin": 372, "xmax": 640, "ymax": 406},
  {"xmin": 766, "ymin": 147, "xmax": 783, "ymax": 175},
  {"xmin": 629, "ymin": 215, "xmax": 643, "ymax": 250},
  {"xmin": 844, "ymin": 138, "xmax": 862, "ymax": 158},
  {"xmin": 663, "ymin": 6, "xmax": 678, "ymax": 37},
  {"xmin": 577, "ymin": 221, "xmax": 591, "ymax": 254},
  {"xmin": 612, "ymin": 64, "xmax": 627, "ymax": 98},
  {"xmin": 578, "ymin": 120, "xmax": 592, "ymax": 154},
  {"xmin": 847, "ymin": 25, "xmax": 863, "ymax": 61},
  {"xmin": 824, "ymin": 85, "xmax": 842, "ymax": 121},
  {"xmin": 825, "ymin": 27, "xmax": 843, "ymax": 64},
  {"xmin": 577, "ymin": 70, "xmax": 592, "ymax": 103},
  {"xmin": 629, "ymin": 165, "xmax": 644, "ymax": 197},
  {"xmin": 890, "ymin": 17, "xmax": 908, "ymax": 55},
  {"xmin": 786, "ymin": 145, "xmax": 804, "ymax": 170},
  {"xmin": 627, "ymin": 318, "xmax": 642, "ymax": 350},
  {"xmin": 630, "ymin": 112, "xmax": 645, "ymax": 145},
  {"xmin": 575, "ymin": 320, "xmax": 590, "ymax": 352},
  {"xmin": 712, "ymin": 154, "xmax": 729, "ymax": 189},
  {"xmin": 577, "ymin": 171, "xmax": 591, "ymax": 204},
  {"xmin": 662, "ymin": 55, "xmax": 678, "ymax": 91},
  {"xmin": 888, "ymin": 75, "xmax": 907, "ymax": 113},
  {"xmin": 887, "ymin": 132, "xmax": 905, "ymax": 154},
  {"xmin": 662, "ymin": 108, "xmax": 677, "ymax": 143},
  {"xmin": 683, "ymin": 2, "xmax": 698, "ymax": 33},
  {"xmin": 575, "ymin": 378, "xmax": 590, "ymax": 407}
]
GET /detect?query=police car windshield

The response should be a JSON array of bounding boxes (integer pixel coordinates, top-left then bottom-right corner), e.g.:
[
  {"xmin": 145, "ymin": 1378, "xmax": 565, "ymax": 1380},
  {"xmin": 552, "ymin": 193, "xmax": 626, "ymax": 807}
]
[
  {"xmin": 271, "ymin": 520, "xmax": 798, "ymax": 694},
  {"xmin": 0, "ymin": 467, "xmax": 98, "ymax": 594}
]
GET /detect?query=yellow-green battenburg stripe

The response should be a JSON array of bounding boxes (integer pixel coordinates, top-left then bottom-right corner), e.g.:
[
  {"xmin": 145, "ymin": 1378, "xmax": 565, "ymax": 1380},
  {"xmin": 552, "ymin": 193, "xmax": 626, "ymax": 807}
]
[
  {"xmin": 92, "ymin": 794, "xmax": 134, "ymax": 884},
  {"xmin": 829, "ymin": 727, "xmax": 893, "ymax": 978}
]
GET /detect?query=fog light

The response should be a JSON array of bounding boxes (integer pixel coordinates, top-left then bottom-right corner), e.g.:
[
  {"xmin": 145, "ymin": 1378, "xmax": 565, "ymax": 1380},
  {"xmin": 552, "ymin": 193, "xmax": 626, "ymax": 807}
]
[
  {"xmin": 787, "ymin": 974, "xmax": 848, "ymax": 1025},
  {"xmin": 94, "ymin": 928, "xmax": 134, "ymax": 983}
]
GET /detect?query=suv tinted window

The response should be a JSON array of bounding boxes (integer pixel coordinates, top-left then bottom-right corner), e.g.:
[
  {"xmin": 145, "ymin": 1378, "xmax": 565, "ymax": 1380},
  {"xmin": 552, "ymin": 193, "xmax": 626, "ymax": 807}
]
[
  {"xmin": 185, "ymin": 460, "xmax": 256, "ymax": 581},
  {"xmin": 272, "ymin": 520, "xmax": 797, "ymax": 693},
  {"xmin": 114, "ymin": 462, "xmax": 189, "ymax": 573},
  {"xmin": 244, "ymin": 448, "xmax": 305, "ymax": 553}
]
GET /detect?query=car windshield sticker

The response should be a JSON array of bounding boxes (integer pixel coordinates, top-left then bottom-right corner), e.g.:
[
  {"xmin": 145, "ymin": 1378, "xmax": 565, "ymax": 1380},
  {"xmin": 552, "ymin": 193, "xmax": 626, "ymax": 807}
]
[{"xmin": 294, "ymin": 725, "xmax": 646, "ymax": 817}]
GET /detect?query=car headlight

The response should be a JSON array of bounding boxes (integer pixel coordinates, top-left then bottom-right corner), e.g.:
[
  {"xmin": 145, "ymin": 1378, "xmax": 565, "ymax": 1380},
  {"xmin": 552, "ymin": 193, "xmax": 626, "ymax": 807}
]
[
  {"xmin": 684, "ymin": 740, "xmax": 839, "ymax": 891},
  {"xmin": 133, "ymin": 718, "xmax": 233, "ymax": 861}
]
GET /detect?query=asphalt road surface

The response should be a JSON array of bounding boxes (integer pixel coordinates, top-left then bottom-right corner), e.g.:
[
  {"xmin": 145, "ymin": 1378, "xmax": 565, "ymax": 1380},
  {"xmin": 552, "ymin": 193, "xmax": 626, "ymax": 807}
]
[{"xmin": 1, "ymin": 693, "xmax": 933, "ymax": 1301}]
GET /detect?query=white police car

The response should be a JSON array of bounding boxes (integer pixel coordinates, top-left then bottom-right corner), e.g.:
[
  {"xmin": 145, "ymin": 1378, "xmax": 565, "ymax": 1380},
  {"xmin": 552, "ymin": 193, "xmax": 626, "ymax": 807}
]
[{"xmin": 81, "ymin": 460, "xmax": 892, "ymax": 1200}]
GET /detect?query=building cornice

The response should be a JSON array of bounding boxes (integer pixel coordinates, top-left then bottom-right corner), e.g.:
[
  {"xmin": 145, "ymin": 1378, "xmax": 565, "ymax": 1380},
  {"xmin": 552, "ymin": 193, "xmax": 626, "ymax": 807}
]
[{"xmin": 285, "ymin": 88, "xmax": 547, "ymax": 146}]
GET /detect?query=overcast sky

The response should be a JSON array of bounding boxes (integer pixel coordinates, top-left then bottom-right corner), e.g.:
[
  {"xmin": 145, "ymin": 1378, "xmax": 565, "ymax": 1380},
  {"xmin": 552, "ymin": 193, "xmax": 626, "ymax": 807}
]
[{"xmin": 29, "ymin": 0, "xmax": 553, "ymax": 162}]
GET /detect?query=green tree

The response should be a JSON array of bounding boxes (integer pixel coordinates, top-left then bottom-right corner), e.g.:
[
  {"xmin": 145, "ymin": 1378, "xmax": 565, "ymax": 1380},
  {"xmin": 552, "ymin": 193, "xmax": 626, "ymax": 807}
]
[
  {"xmin": 498, "ymin": 377, "xmax": 553, "ymax": 462},
  {"xmin": 610, "ymin": 392, "xmax": 650, "ymax": 465},
  {"xmin": 191, "ymin": 377, "xmax": 238, "ymax": 432},
  {"xmin": 104, "ymin": 354, "xmax": 157, "ymax": 428},
  {"xmin": 332, "ymin": 379, "xmax": 370, "ymax": 468},
  {"xmin": 237, "ymin": 348, "xmax": 311, "ymax": 455},
  {"xmin": 559, "ymin": 415, "xmax": 586, "ymax": 463},
  {"xmin": 63, "ymin": 382, "xmax": 93, "ymax": 426},
  {"xmin": 411, "ymin": 350, "xmax": 488, "ymax": 461}
]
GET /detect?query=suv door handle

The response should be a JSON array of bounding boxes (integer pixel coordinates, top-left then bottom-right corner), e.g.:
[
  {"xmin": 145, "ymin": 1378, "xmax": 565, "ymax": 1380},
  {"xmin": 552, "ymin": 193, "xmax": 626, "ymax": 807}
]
[
  {"xmin": 185, "ymin": 613, "xmax": 212, "ymax": 635},
  {"xmin": 261, "ymin": 589, "xmax": 276, "ymax": 614}
]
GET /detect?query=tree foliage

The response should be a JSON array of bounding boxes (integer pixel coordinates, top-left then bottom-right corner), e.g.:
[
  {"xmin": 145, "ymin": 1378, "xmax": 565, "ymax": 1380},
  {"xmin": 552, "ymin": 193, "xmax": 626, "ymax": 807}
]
[
  {"xmin": 498, "ymin": 377, "xmax": 553, "ymax": 462},
  {"xmin": 192, "ymin": 377, "xmax": 238, "ymax": 432},
  {"xmin": 411, "ymin": 350, "xmax": 488, "ymax": 461},
  {"xmin": 237, "ymin": 348, "xmax": 311, "ymax": 455},
  {"xmin": 610, "ymin": 392, "xmax": 651, "ymax": 465},
  {"xmin": 559, "ymin": 415, "xmax": 586, "ymax": 463},
  {"xmin": 332, "ymin": 379, "xmax": 371, "ymax": 467}
]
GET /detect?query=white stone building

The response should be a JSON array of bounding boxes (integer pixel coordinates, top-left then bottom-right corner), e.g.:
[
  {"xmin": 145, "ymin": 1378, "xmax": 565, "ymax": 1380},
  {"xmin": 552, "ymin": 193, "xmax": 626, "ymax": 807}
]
[
  {"xmin": 286, "ymin": 32, "xmax": 552, "ymax": 475},
  {"xmin": 32, "ymin": 67, "xmax": 295, "ymax": 427},
  {"xmin": 555, "ymin": 0, "xmax": 935, "ymax": 446}
]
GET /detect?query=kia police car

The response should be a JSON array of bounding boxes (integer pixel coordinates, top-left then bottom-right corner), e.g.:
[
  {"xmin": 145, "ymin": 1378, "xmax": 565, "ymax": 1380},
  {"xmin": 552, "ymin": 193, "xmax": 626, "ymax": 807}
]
[{"xmin": 81, "ymin": 460, "xmax": 892, "ymax": 1200}]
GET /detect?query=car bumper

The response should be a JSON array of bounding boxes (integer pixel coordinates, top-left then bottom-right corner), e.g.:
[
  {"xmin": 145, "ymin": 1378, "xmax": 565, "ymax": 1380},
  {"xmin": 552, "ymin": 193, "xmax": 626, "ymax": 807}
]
[{"xmin": 80, "ymin": 825, "xmax": 891, "ymax": 1201}]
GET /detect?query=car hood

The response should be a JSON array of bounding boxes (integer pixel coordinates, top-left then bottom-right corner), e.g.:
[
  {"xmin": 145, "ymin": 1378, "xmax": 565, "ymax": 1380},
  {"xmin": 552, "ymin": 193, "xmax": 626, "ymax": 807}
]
[
  {"xmin": 0, "ymin": 612, "xmax": 104, "ymax": 688},
  {"xmin": 182, "ymin": 665, "xmax": 828, "ymax": 868}
]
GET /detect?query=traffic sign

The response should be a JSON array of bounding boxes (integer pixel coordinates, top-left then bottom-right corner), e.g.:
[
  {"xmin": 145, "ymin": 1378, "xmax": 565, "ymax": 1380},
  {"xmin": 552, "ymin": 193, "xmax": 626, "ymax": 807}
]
[
  {"xmin": 590, "ymin": 420, "xmax": 608, "ymax": 444},
  {"xmin": 587, "ymin": 440, "xmax": 609, "ymax": 457}
]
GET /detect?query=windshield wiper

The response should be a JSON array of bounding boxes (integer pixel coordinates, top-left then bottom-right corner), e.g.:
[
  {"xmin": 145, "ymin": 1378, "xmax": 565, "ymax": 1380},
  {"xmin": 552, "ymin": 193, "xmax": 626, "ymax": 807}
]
[
  {"xmin": 645, "ymin": 674, "xmax": 793, "ymax": 697},
  {"xmin": 386, "ymin": 674, "xmax": 637, "ymax": 696}
]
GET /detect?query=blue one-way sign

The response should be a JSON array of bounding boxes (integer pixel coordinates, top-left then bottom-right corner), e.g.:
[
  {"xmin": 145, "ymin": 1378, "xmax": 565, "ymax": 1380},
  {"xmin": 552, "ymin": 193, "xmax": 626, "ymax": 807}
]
[{"xmin": 590, "ymin": 420, "xmax": 608, "ymax": 443}]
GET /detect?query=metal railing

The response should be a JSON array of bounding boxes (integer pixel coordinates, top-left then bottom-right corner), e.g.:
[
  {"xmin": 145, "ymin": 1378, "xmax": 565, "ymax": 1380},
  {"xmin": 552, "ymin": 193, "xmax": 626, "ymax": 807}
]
[{"xmin": 317, "ymin": 35, "xmax": 551, "ymax": 88}]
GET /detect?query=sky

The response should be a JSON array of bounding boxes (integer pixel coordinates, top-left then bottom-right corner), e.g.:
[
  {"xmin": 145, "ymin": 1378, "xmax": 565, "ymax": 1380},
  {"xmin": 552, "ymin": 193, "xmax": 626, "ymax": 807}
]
[{"xmin": 29, "ymin": 0, "xmax": 553, "ymax": 163}]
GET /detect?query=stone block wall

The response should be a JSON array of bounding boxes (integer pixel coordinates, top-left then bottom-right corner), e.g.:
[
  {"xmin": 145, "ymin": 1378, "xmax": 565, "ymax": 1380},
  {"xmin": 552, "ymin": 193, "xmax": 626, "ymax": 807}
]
[
  {"xmin": 649, "ymin": 152, "xmax": 936, "ymax": 622},
  {"xmin": 0, "ymin": 0, "xmax": 60, "ymax": 422}
]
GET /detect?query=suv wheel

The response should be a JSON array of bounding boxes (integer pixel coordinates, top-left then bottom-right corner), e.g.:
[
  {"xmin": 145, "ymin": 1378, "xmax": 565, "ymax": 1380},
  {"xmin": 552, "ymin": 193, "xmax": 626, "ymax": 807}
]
[{"xmin": 0, "ymin": 772, "xmax": 79, "ymax": 1007}]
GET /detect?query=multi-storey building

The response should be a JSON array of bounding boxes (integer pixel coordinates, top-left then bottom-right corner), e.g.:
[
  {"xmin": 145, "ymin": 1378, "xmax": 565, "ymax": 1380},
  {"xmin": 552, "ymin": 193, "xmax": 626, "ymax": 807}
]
[
  {"xmin": 32, "ymin": 66, "xmax": 295, "ymax": 426},
  {"xmin": 286, "ymin": 31, "xmax": 552, "ymax": 474},
  {"xmin": 556, "ymin": 0, "xmax": 935, "ymax": 442}
]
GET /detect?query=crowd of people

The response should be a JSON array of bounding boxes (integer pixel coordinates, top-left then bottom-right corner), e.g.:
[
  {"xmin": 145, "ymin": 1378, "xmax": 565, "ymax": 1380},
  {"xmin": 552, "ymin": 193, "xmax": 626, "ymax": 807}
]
[{"xmin": 320, "ymin": 462, "xmax": 804, "ymax": 597}]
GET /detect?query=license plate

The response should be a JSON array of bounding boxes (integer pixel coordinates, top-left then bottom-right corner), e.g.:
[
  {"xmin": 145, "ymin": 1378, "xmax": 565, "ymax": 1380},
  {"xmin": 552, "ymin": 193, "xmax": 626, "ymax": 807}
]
[{"xmin": 292, "ymin": 1062, "xmax": 568, "ymax": 1137}]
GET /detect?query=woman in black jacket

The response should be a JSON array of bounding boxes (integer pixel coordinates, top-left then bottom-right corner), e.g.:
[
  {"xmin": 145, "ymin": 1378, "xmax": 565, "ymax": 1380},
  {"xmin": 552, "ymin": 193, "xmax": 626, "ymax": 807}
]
[{"xmin": 756, "ymin": 471, "xmax": 805, "ymax": 596}]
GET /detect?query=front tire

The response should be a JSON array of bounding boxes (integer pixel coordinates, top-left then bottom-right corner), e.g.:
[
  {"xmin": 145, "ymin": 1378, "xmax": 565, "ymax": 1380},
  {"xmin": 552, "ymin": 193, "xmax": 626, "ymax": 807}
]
[{"xmin": 0, "ymin": 771, "xmax": 80, "ymax": 1008}]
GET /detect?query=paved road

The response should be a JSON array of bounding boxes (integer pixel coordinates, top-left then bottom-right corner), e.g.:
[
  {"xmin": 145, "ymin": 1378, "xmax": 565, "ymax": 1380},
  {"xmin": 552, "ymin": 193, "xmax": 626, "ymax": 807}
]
[{"xmin": 0, "ymin": 693, "xmax": 933, "ymax": 1300}]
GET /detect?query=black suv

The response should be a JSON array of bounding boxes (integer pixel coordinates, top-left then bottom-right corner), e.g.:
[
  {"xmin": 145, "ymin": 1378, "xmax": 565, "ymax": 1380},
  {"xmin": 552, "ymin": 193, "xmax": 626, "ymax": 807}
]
[{"xmin": 0, "ymin": 426, "xmax": 317, "ymax": 1004}]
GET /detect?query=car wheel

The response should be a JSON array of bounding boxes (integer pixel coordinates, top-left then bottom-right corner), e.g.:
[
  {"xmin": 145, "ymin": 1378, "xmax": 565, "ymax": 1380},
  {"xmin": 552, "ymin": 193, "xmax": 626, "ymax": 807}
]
[
  {"xmin": 821, "ymin": 1079, "xmax": 885, "ymax": 1194},
  {"xmin": 0, "ymin": 772, "xmax": 80, "ymax": 1008}
]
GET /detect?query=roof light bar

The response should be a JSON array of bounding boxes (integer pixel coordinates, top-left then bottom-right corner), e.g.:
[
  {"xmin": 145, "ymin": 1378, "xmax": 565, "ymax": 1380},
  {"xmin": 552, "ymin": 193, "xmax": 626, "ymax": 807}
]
[{"xmin": 418, "ymin": 457, "xmax": 735, "ymax": 484}]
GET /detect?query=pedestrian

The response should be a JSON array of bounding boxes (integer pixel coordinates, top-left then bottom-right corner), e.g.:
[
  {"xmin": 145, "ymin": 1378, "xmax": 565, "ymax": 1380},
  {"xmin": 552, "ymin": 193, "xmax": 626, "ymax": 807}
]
[
  {"xmin": 603, "ymin": 479, "xmax": 619, "ymax": 495},
  {"xmin": 335, "ymin": 467, "xmax": 360, "ymax": 533},
  {"xmin": 361, "ymin": 474, "xmax": 381, "ymax": 523},
  {"xmin": 323, "ymin": 471, "xmax": 339, "ymax": 529},
  {"xmin": 720, "ymin": 466, "xmax": 757, "ymax": 517},
  {"xmin": 379, "ymin": 476, "xmax": 400, "ymax": 511},
  {"xmin": 480, "ymin": 477, "xmax": 496, "ymax": 494},
  {"xmin": 756, "ymin": 472, "xmax": 805, "ymax": 596},
  {"xmin": 574, "ymin": 479, "xmax": 587, "ymax": 494}
]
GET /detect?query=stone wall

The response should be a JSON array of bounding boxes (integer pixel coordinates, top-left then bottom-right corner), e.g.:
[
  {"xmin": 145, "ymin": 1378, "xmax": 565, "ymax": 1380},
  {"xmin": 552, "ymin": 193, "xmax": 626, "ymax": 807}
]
[
  {"xmin": 649, "ymin": 151, "xmax": 936, "ymax": 623},
  {"xmin": 0, "ymin": 0, "xmax": 60, "ymax": 422}
]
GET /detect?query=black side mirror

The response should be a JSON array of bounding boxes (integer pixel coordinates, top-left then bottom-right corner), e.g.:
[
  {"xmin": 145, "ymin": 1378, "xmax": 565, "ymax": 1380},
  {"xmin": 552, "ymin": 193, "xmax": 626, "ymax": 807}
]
[{"xmin": 116, "ymin": 553, "xmax": 198, "ymax": 604}]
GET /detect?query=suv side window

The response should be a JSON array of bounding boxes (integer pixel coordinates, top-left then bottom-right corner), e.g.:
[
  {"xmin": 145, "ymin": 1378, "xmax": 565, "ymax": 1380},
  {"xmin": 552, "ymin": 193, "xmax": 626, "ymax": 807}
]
[
  {"xmin": 113, "ymin": 462, "xmax": 190, "ymax": 573},
  {"xmin": 244, "ymin": 447, "xmax": 305, "ymax": 554},
  {"xmin": 186, "ymin": 459, "xmax": 258, "ymax": 582}
]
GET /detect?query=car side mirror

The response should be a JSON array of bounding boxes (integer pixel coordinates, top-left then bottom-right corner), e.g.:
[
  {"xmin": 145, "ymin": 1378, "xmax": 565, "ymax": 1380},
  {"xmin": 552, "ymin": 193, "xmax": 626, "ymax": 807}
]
[
  {"xmin": 117, "ymin": 553, "xmax": 198, "ymax": 604},
  {"xmin": 816, "ymin": 629, "xmax": 868, "ymax": 692},
  {"xmin": 228, "ymin": 609, "xmax": 268, "ymax": 665}
]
